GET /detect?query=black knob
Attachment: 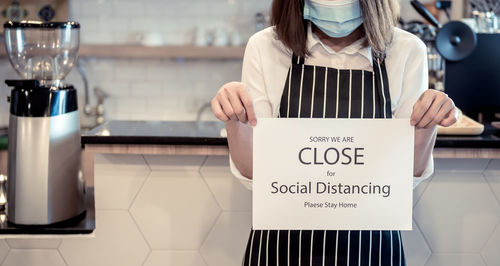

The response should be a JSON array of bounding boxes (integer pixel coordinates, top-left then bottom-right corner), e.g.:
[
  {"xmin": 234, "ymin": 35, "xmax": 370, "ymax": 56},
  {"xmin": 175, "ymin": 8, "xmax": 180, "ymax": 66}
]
[{"xmin": 450, "ymin": 35, "xmax": 461, "ymax": 46}]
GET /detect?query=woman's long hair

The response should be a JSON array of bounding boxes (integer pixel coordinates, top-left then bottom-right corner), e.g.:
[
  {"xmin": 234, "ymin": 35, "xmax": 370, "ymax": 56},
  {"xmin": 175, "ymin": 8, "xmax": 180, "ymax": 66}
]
[{"xmin": 271, "ymin": 0, "xmax": 400, "ymax": 59}]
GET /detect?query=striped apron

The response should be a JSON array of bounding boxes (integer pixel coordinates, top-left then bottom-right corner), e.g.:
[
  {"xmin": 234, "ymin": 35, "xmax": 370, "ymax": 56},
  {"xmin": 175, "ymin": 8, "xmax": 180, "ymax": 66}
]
[{"xmin": 243, "ymin": 54, "xmax": 406, "ymax": 266}]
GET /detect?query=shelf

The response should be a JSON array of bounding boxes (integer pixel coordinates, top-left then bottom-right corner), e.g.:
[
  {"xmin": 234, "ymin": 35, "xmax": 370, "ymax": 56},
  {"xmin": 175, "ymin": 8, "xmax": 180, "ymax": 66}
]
[
  {"xmin": 0, "ymin": 44, "xmax": 246, "ymax": 59},
  {"xmin": 79, "ymin": 44, "xmax": 245, "ymax": 59}
]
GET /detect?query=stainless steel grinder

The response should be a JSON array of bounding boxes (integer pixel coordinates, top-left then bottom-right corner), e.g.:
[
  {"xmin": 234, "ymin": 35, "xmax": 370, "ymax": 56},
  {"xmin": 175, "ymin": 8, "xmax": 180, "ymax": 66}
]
[{"xmin": 3, "ymin": 21, "xmax": 85, "ymax": 226}]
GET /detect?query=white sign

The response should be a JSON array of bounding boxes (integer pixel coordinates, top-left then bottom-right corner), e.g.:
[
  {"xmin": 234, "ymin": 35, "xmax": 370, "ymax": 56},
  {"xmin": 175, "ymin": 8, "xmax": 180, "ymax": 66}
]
[{"xmin": 253, "ymin": 118, "xmax": 414, "ymax": 230}]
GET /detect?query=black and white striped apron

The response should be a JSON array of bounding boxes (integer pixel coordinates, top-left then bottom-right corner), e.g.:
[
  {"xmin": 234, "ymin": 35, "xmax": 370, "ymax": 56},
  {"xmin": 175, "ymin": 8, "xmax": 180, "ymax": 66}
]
[{"xmin": 243, "ymin": 54, "xmax": 406, "ymax": 266}]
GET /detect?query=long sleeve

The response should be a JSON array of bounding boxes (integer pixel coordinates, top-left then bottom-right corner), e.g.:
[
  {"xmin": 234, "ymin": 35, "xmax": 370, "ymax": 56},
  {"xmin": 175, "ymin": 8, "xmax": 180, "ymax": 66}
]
[
  {"xmin": 392, "ymin": 39, "xmax": 435, "ymax": 189},
  {"xmin": 229, "ymin": 33, "xmax": 273, "ymax": 190}
]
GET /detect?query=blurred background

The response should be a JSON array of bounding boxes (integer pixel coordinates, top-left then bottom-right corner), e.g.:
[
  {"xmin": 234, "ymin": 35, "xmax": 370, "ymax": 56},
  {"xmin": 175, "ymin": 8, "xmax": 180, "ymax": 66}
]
[
  {"xmin": 0, "ymin": 0, "xmax": 473, "ymax": 130},
  {"xmin": 0, "ymin": 1, "xmax": 499, "ymax": 266}
]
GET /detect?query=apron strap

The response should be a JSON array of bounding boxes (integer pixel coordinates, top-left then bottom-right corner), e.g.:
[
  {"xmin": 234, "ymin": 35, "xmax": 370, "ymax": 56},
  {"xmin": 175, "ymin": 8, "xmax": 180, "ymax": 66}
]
[
  {"xmin": 372, "ymin": 57, "xmax": 392, "ymax": 118},
  {"xmin": 291, "ymin": 54, "xmax": 305, "ymax": 65}
]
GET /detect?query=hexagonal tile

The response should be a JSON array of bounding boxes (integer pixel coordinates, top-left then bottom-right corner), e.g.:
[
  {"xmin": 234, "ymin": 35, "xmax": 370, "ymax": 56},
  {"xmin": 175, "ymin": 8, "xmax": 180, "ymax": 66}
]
[
  {"xmin": 425, "ymin": 253, "xmax": 485, "ymax": 266},
  {"xmin": 200, "ymin": 212, "xmax": 251, "ymax": 266},
  {"xmin": 485, "ymin": 174, "xmax": 500, "ymax": 208},
  {"xmin": 143, "ymin": 155, "xmax": 206, "ymax": 171},
  {"xmin": 144, "ymin": 251, "xmax": 207, "ymax": 266},
  {"xmin": 484, "ymin": 159, "xmax": 500, "ymax": 205},
  {"xmin": 94, "ymin": 154, "xmax": 151, "ymax": 210},
  {"xmin": 200, "ymin": 156, "xmax": 252, "ymax": 211},
  {"xmin": 59, "ymin": 210, "xmax": 150, "ymax": 266},
  {"xmin": 130, "ymin": 171, "xmax": 221, "ymax": 249},
  {"xmin": 401, "ymin": 219, "xmax": 431, "ymax": 266},
  {"xmin": 2, "ymin": 250, "xmax": 66, "ymax": 266},
  {"xmin": 434, "ymin": 158, "xmax": 490, "ymax": 173},
  {"xmin": 0, "ymin": 240, "xmax": 9, "ymax": 262},
  {"xmin": 413, "ymin": 173, "xmax": 434, "ymax": 207},
  {"xmin": 484, "ymin": 159, "xmax": 500, "ymax": 174},
  {"xmin": 414, "ymin": 172, "xmax": 500, "ymax": 252},
  {"xmin": 481, "ymin": 223, "xmax": 500, "ymax": 266},
  {"xmin": 6, "ymin": 239, "xmax": 61, "ymax": 249}
]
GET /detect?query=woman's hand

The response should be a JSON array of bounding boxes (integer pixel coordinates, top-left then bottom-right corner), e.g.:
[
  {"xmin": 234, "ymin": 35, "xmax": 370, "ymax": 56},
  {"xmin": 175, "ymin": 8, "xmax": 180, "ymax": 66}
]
[
  {"xmin": 410, "ymin": 90, "xmax": 458, "ymax": 129},
  {"xmin": 211, "ymin": 82, "xmax": 258, "ymax": 126}
]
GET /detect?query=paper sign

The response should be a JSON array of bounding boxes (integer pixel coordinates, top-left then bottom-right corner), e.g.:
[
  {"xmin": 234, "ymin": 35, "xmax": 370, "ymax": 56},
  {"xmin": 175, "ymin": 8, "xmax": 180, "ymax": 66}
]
[{"xmin": 252, "ymin": 118, "xmax": 414, "ymax": 230}]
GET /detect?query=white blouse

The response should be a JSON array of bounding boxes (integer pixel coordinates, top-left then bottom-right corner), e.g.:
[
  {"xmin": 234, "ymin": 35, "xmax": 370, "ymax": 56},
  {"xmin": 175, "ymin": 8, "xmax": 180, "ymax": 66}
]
[{"xmin": 230, "ymin": 24, "xmax": 435, "ymax": 190}]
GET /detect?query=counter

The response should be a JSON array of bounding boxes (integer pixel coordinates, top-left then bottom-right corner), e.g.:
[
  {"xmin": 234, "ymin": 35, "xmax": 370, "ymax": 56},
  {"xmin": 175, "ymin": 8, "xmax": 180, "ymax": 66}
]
[
  {"xmin": 82, "ymin": 120, "xmax": 227, "ymax": 146},
  {"xmin": 82, "ymin": 120, "xmax": 500, "ymax": 158},
  {"xmin": 0, "ymin": 121, "xmax": 497, "ymax": 265},
  {"xmin": 78, "ymin": 120, "xmax": 500, "ymax": 266}
]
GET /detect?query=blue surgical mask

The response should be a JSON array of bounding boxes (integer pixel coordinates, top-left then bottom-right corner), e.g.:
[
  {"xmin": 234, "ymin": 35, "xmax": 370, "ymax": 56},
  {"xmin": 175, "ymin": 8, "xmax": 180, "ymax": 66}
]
[{"xmin": 303, "ymin": 0, "xmax": 363, "ymax": 38}]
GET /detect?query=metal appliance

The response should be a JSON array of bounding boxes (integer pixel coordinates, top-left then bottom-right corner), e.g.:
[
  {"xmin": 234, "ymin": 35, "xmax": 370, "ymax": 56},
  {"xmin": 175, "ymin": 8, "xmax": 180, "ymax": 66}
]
[
  {"xmin": 410, "ymin": 0, "xmax": 500, "ymax": 121},
  {"xmin": 443, "ymin": 33, "xmax": 500, "ymax": 119},
  {"xmin": 3, "ymin": 21, "xmax": 85, "ymax": 226}
]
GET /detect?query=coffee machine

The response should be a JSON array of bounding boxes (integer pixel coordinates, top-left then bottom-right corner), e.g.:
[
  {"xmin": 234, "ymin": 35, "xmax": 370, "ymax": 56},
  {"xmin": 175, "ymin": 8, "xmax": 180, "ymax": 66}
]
[{"xmin": 3, "ymin": 21, "xmax": 85, "ymax": 226}]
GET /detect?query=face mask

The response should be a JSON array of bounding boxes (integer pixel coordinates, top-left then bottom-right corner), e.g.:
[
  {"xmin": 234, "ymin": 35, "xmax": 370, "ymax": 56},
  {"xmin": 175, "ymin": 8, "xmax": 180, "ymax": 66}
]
[{"xmin": 303, "ymin": 0, "xmax": 363, "ymax": 38}]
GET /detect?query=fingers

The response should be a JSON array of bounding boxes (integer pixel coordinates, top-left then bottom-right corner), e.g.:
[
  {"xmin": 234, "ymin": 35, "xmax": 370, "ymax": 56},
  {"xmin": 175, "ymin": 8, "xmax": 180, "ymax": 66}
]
[
  {"xmin": 238, "ymin": 88, "xmax": 257, "ymax": 126},
  {"xmin": 226, "ymin": 87, "xmax": 248, "ymax": 123},
  {"xmin": 210, "ymin": 82, "xmax": 257, "ymax": 126},
  {"xmin": 417, "ymin": 93, "xmax": 448, "ymax": 128},
  {"xmin": 211, "ymin": 98, "xmax": 229, "ymax": 121},
  {"xmin": 217, "ymin": 89, "xmax": 238, "ymax": 121},
  {"xmin": 411, "ymin": 91, "xmax": 435, "ymax": 126},
  {"xmin": 410, "ymin": 90, "xmax": 457, "ymax": 129},
  {"xmin": 423, "ymin": 99, "xmax": 454, "ymax": 128},
  {"xmin": 439, "ymin": 107, "xmax": 458, "ymax": 127}
]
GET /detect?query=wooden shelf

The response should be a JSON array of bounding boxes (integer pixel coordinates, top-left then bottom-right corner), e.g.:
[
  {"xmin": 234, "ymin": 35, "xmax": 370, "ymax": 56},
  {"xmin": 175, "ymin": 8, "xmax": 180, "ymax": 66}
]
[
  {"xmin": 78, "ymin": 44, "xmax": 245, "ymax": 59},
  {"xmin": 0, "ymin": 44, "xmax": 246, "ymax": 59}
]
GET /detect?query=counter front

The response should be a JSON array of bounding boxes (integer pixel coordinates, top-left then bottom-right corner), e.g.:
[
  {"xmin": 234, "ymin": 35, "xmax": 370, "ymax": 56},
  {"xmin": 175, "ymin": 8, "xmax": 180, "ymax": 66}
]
[{"xmin": 76, "ymin": 120, "xmax": 500, "ymax": 266}]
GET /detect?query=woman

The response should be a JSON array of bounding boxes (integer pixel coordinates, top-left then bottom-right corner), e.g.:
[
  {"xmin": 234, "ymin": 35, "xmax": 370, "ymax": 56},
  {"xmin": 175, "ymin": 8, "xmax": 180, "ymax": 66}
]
[{"xmin": 212, "ymin": 0, "xmax": 457, "ymax": 265}]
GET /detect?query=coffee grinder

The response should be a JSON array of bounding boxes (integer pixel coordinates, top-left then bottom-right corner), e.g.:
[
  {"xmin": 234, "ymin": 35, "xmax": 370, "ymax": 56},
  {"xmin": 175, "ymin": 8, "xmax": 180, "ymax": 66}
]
[{"xmin": 3, "ymin": 21, "xmax": 85, "ymax": 226}]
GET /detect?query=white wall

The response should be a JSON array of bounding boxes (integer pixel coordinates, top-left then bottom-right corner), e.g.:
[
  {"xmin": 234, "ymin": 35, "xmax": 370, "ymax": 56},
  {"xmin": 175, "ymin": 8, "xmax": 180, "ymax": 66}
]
[
  {"xmin": 0, "ymin": 156, "xmax": 498, "ymax": 266},
  {"xmin": 0, "ymin": 0, "xmax": 273, "ymax": 128},
  {"xmin": 0, "ymin": 0, "xmax": 471, "ymax": 128}
]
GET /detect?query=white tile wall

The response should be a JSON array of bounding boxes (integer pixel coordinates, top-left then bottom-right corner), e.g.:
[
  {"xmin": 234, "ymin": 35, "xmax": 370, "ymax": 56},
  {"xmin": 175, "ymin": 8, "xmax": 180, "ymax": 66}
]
[
  {"xmin": 413, "ymin": 172, "xmax": 434, "ymax": 207},
  {"xmin": 59, "ymin": 210, "xmax": 150, "ymax": 266},
  {"xmin": 5, "ymin": 239, "xmax": 61, "ymax": 249},
  {"xmin": 485, "ymin": 159, "xmax": 500, "ymax": 204},
  {"xmin": 143, "ymin": 155, "xmax": 206, "ymax": 171},
  {"xmin": 200, "ymin": 156, "xmax": 252, "ymax": 211},
  {"xmin": 401, "ymin": 220, "xmax": 432, "ymax": 266},
  {"xmin": 434, "ymin": 158, "xmax": 491, "ymax": 173},
  {"xmin": 0, "ymin": 0, "xmax": 271, "ymax": 128},
  {"xmin": 481, "ymin": 223, "xmax": 500, "ymax": 266},
  {"xmin": 414, "ymin": 172, "xmax": 500, "ymax": 253},
  {"xmin": 143, "ymin": 251, "xmax": 207, "ymax": 266},
  {"xmin": 2, "ymin": 250, "xmax": 66, "ymax": 266},
  {"xmin": 94, "ymin": 154, "xmax": 151, "ymax": 210},
  {"xmin": 425, "ymin": 254, "xmax": 486, "ymax": 266},
  {"xmin": 0, "ymin": 156, "xmax": 499, "ymax": 266},
  {"xmin": 200, "ymin": 212, "xmax": 252, "ymax": 266},
  {"xmin": 129, "ymin": 170, "xmax": 221, "ymax": 250},
  {"xmin": 0, "ymin": 0, "xmax": 450, "ymax": 128},
  {"xmin": 0, "ymin": 241, "xmax": 8, "ymax": 263}
]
